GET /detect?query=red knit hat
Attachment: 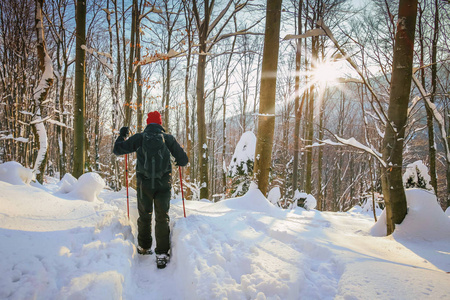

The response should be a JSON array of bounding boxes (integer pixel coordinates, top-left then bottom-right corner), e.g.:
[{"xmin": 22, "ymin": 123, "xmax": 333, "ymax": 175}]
[{"xmin": 146, "ymin": 111, "xmax": 162, "ymax": 125}]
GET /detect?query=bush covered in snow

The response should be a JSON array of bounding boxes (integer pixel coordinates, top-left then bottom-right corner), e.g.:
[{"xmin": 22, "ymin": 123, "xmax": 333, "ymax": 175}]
[
  {"xmin": 402, "ymin": 160, "xmax": 432, "ymax": 191},
  {"xmin": 293, "ymin": 190, "xmax": 317, "ymax": 210},
  {"xmin": 228, "ymin": 131, "xmax": 256, "ymax": 197},
  {"xmin": 266, "ymin": 188, "xmax": 317, "ymax": 210},
  {"xmin": 350, "ymin": 192, "xmax": 383, "ymax": 216},
  {"xmin": 0, "ymin": 161, "xmax": 34, "ymax": 185}
]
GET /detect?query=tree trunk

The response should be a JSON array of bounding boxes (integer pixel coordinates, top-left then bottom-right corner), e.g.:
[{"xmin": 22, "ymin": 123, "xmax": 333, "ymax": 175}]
[
  {"xmin": 305, "ymin": 33, "xmax": 318, "ymax": 194},
  {"xmin": 105, "ymin": 0, "xmax": 120, "ymax": 189},
  {"xmin": 381, "ymin": 0, "xmax": 418, "ymax": 235},
  {"xmin": 55, "ymin": 21, "xmax": 68, "ymax": 179},
  {"xmin": 292, "ymin": 0, "xmax": 303, "ymax": 195},
  {"xmin": 317, "ymin": 93, "xmax": 325, "ymax": 211},
  {"xmin": 447, "ymin": 98, "xmax": 450, "ymax": 209},
  {"xmin": 73, "ymin": 0, "xmax": 86, "ymax": 178},
  {"xmin": 419, "ymin": 2, "xmax": 438, "ymax": 197},
  {"xmin": 124, "ymin": 0, "xmax": 138, "ymax": 126},
  {"xmin": 33, "ymin": 0, "xmax": 54, "ymax": 183},
  {"xmin": 164, "ymin": 36, "xmax": 171, "ymax": 129},
  {"xmin": 196, "ymin": 48, "xmax": 209, "ymax": 199},
  {"xmin": 253, "ymin": 0, "xmax": 282, "ymax": 196},
  {"xmin": 222, "ymin": 33, "xmax": 237, "ymax": 199},
  {"xmin": 193, "ymin": 0, "xmax": 210, "ymax": 200},
  {"xmin": 135, "ymin": 1, "xmax": 143, "ymax": 132},
  {"xmin": 95, "ymin": 67, "xmax": 101, "ymax": 171},
  {"xmin": 428, "ymin": 0, "xmax": 439, "ymax": 196},
  {"xmin": 184, "ymin": 70, "xmax": 192, "ymax": 199}
]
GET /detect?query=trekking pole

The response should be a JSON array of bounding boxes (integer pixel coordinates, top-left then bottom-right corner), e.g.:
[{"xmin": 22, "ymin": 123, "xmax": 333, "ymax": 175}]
[
  {"xmin": 179, "ymin": 166, "xmax": 186, "ymax": 218},
  {"xmin": 123, "ymin": 128, "xmax": 133, "ymax": 221},
  {"xmin": 125, "ymin": 154, "xmax": 130, "ymax": 220}
]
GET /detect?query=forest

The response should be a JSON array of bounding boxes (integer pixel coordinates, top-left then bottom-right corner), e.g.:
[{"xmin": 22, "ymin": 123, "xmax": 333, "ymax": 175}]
[{"xmin": 1, "ymin": 0, "xmax": 449, "ymax": 234}]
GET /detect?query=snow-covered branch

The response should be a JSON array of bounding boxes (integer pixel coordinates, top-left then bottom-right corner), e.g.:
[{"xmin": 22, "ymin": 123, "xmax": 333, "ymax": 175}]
[
  {"xmin": 283, "ymin": 28, "xmax": 326, "ymax": 40},
  {"xmin": 46, "ymin": 119, "xmax": 73, "ymax": 129},
  {"xmin": 0, "ymin": 134, "xmax": 29, "ymax": 143},
  {"xmin": 314, "ymin": 135, "xmax": 386, "ymax": 168},
  {"xmin": 81, "ymin": 45, "xmax": 113, "ymax": 71},
  {"xmin": 30, "ymin": 115, "xmax": 53, "ymax": 125},
  {"xmin": 211, "ymin": 30, "xmax": 264, "ymax": 46},
  {"xmin": 137, "ymin": 49, "xmax": 186, "ymax": 66}
]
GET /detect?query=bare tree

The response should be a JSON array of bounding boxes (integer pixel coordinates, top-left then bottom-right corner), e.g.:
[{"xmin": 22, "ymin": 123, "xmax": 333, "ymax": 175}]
[
  {"xmin": 33, "ymin": 0, "xmax": 54, "ymax": 183},
  {"xmin": 191, "ymin": 0, "xmax": 249, "ymax": 199}
]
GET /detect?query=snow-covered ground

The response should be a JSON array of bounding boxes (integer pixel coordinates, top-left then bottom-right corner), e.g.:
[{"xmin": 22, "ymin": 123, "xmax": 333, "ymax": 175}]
[{"xmin": 0, "ymin": 163, "xmax": 449, "ymax": 299}]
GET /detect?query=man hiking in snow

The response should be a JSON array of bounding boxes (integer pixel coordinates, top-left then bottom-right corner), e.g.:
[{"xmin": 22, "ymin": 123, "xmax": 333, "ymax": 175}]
[{"xmin": 113, "ymin": 111, "xmax": 188, "ymax": 269}]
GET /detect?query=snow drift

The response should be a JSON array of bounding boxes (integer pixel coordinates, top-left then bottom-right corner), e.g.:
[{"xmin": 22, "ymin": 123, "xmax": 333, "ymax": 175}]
[
  {"xmin": 66, "ymin": 173, "xmax": 106, "ymax": 202},
  {"xmin": 0, "ymin": 161, "xmax": 34, "ymax": 185},
  {"xmin": 371, "ymin": 189, "xmax": 450, "ymax": 240}
]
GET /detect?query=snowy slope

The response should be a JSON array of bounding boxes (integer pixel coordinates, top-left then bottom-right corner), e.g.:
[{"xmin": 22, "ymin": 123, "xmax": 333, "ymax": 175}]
[{"xmin": 0, "ymin": 167, "xmax": 449, "ymax": 299}]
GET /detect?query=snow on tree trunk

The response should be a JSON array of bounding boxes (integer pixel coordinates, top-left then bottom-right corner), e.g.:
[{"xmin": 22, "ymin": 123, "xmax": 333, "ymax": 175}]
[{"xmin": 32, "ymin": 0, "xmax": 54, "ymax": 183}]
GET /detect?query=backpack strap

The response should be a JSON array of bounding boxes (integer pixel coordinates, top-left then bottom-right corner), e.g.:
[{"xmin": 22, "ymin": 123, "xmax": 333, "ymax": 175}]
[{"xmin": 151, "ymin": 156, "xmax": 155, "ymax": 189}]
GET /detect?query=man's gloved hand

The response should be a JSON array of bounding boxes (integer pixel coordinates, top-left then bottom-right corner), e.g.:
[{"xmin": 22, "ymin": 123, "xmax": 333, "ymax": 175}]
[{"xmin": 119, "ymin": 126, "xmax": 129, "ymax": 138}]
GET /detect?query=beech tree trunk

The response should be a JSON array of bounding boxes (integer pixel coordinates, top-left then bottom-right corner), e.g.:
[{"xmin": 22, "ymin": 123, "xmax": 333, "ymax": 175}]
[
  {"xmin": 73, "ymin": 0, "xmax": 86, "ymax": 178},
  {"xmin": 381, "ymin": 0, "xmax": 418, "ymax": 235},
  {"xmin": 192, "ymin": 0, "xmax": 210, "ymax": 199},
  {"xmin": 196, "ymin": 46, "xmax": 208, "ymax": 199},
  {"xmin": 253, "ymin": 0, "xmax": 282, "ymax": 195}
]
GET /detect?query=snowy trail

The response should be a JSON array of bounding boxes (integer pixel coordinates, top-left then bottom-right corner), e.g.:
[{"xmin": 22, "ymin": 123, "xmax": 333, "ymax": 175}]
[
  {"xmin": 1, "ymin": 175, "xmax": 450, "ymax": 299},
  {"xmin": 167, "ymin": 196, "xmax": 343, "ymax": 299},
  {"xmin": 121, "ymin": 197, "xmax": 185, "ymax": 300},
  {"xmin": 102, "ymin": 191, "xmax": 344, "ymax": 299}
]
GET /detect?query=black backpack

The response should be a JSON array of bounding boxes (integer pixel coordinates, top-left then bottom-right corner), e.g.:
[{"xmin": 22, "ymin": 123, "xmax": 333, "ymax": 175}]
[{"xmin": 139, "ymin": 132, "xmax": 171, "ymax": 188}]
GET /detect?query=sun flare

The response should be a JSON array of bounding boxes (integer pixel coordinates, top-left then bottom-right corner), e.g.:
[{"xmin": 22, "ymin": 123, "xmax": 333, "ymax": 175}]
[{"xmin": 311, "ymin": 62, "xmax": 341, "ymax": 85}]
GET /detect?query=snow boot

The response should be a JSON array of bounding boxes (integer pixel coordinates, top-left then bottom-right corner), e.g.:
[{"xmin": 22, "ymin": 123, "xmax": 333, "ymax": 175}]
[
  {"xmin": 137, "ymin": 246, "xmax": 153, "ymax": 255},
  {"xmin": 156, "ymin": 253, "xmax": 170, "ymax": 269}
]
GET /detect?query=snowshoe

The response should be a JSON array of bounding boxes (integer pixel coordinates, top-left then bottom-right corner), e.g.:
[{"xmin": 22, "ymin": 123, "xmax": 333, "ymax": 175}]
[
  {"xmin": 156, "ymin": 253, "xmax": 170, "ymax": 269},
  {"xmin": 137, "ymin": 246, "xmax": 153, "ymax": 255}
]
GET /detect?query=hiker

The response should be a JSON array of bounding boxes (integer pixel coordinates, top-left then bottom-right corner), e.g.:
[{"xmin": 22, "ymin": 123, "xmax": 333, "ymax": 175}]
[{"xmin": 113, "ymin": 111, "xmax": 188, "ymax": 269}]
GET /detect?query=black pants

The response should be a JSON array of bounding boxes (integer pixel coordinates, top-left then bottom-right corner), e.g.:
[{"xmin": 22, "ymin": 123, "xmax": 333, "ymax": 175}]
[{"xmin": 137, "ymin": 176, "xmax": 171, "ymax": 255}]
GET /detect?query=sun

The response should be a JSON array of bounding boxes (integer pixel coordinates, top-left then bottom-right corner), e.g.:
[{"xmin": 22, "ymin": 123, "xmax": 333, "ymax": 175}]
[{"xmin": 311, "ymin": 61, "xmax": 341, "ymax": 86}]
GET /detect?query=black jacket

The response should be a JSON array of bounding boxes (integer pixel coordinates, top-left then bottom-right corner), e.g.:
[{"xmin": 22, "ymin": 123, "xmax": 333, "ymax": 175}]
[{"xmin": 113, "ymin": 124, "xmax": 188, "ymax": 179}]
